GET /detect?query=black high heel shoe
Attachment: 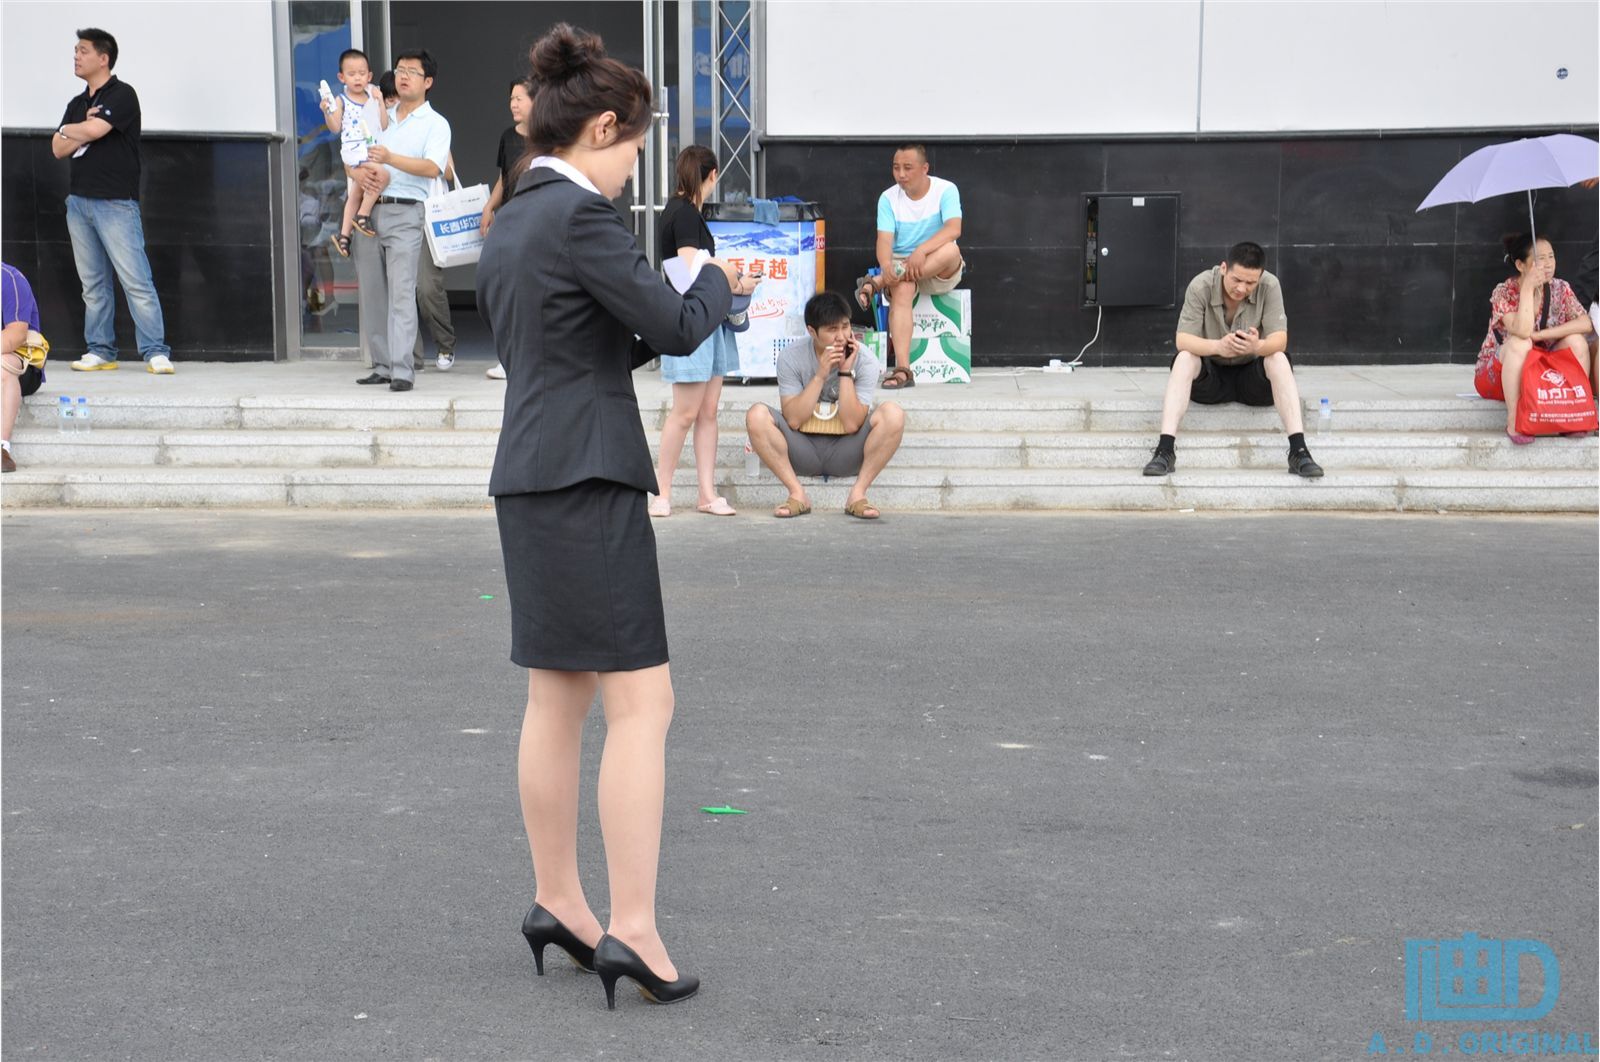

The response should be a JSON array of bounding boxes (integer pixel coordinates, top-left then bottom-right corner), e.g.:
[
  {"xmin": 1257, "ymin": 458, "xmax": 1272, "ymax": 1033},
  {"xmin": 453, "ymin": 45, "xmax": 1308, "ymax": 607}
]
[
  {"xmin": 521, "ymin": 904, "xmax": 597, "ymax": 975},
  {"xmin": 593, "ymin": 934, "xmax": 699, "ymax": 1009}
]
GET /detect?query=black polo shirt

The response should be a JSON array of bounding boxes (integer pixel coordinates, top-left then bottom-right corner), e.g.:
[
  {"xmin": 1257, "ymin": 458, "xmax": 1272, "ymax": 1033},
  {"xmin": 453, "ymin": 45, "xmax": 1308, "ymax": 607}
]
[{"xmin": 58, "ymin": 75, "xmax": 143, "ymax": 200}]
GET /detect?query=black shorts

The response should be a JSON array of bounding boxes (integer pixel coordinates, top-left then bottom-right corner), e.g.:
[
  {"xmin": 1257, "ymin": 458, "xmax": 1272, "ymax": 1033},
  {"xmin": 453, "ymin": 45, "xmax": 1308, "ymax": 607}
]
[
  {"xmin": 1182, "ymin": 353, "xmax": 1290, "ymax": 407},
  {"xmin": 18, "ymin": 364, "xmax": 43, "ymax": 397}
]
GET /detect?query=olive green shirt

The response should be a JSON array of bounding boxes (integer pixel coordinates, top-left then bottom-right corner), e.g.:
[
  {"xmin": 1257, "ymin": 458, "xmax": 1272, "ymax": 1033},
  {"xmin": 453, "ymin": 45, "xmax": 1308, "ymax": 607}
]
[{"xmin": 1175, "ymin": 266, "xmax": 1288, "ymax": 366}]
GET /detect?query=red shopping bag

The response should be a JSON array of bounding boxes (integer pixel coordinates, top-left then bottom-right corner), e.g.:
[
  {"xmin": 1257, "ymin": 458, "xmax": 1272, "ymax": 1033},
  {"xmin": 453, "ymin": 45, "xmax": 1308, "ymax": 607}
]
[{"xmin": 1515, "ymin": 346, "xmax": 1599, "ymax": 435}]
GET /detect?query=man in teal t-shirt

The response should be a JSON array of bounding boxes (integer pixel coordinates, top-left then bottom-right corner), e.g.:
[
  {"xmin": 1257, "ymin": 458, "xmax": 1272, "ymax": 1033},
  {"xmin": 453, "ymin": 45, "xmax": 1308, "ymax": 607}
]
[{"xmin": 855, "ymin": 144, "xmax": 965, "ymax": 389}]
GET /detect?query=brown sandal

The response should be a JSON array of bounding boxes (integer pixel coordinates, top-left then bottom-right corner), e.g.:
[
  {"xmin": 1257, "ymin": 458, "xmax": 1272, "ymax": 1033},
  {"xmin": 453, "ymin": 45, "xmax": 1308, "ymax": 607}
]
[
  {"xmin": 854, "ymin": 274, "xmax": 879, "ymax": 311},
  {"xmin": 880, "ymin": 366, "xmax": 915, "ymax": 389},
  {"xmin": 353, "ymin": 214, "xmax": 377, "ymax": 237},
  {"xmin": 330, "ymin": 232, "xmax": 352, "ymax": 258},
  {"xmin": 774, "ymin": 496, "xmax": 812, "ymax": 518},
  {"xmin": 844, "ymin": 498, "xmax": 880, "ymax": 520}
]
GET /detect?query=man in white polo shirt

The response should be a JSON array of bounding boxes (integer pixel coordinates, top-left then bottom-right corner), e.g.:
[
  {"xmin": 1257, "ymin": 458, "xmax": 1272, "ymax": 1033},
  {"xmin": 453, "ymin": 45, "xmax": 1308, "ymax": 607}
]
[
  {"xmin": 854, "ymin": 143, "xmax": 965, "ymax": 390},
  {"xmin": 352, "ymin": 48, "xmax": 450, "ymax": 391}
]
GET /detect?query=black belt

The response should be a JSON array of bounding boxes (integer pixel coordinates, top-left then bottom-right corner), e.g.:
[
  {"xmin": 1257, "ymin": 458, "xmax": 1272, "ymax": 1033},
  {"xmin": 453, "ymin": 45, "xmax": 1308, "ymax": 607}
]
[{"xmin": 375, "ymin": 196, "xmax": 422, "ymax": 206}]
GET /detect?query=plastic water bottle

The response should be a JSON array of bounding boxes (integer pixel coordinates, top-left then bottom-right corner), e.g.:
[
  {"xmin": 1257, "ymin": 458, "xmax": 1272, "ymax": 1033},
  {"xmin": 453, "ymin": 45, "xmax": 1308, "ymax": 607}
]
[
  {"xmin": 76, "ymin": 397, "xmax": 92, "ymax": 433},
  {"xmin": 57, "ymin": 395, "xmax": 73, "ymax": 433},
  {"xmin": 744, "ymin": 443, "xmax": 760, "ymax": 480},
  {"xmin": 1317, "ymin": 397, "xmax": 1333, "ymax": 436}
]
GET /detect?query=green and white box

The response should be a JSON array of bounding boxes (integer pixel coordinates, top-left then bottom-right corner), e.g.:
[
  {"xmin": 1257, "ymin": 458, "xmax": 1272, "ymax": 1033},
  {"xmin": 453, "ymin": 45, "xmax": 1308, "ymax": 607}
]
[
  {"xmin": 855, "ymin": 329, "xmax": 888, "ymax": 366},
  {"xmin": 909, "ymin": 290, "xmax": 972, "ymax": 338},
  {"xmin": 908, "ymin": 336, "xmax": 972, "ymax": 384}
]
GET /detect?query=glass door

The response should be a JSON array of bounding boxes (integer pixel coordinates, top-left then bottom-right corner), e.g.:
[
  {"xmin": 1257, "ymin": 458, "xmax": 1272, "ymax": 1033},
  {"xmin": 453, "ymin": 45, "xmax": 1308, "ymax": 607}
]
[{"xmin": 288, "ymin": 0, "xmax": 364, "ymax": 353}]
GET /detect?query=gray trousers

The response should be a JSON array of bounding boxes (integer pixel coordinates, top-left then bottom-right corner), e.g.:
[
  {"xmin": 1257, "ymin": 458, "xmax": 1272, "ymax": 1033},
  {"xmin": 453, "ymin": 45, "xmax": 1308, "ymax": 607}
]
[
  {"xmin": 413, "ymin": 250, "xmax": 455, "ymax": 358},
  {"xmin": 353, "ymin": 201, "xmax": 423, "ymax": 383}
]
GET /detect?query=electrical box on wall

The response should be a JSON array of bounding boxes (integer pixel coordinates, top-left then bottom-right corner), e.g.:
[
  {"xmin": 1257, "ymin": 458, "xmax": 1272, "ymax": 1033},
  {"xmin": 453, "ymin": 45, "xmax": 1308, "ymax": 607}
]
[{"xmin": 1083, "ymin": 194, "xmax": 1179, "ymax": 308}]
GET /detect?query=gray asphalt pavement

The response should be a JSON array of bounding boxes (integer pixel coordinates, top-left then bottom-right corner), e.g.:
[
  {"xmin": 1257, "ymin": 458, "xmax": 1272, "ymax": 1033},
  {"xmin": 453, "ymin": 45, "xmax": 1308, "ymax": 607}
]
[{"xmin": 2, "ymin": 509, "xmax": 1595, "ymax": 1062}]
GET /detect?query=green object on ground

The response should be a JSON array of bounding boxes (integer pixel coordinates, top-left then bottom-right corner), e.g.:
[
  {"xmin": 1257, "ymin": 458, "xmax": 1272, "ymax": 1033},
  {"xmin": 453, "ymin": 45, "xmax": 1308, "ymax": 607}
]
[
  {"xmin": 479, "ymin": 594, "xmax": 494, "ymax": 600},
  {"xmin": 699, "ymin": 805, "xmax": 748, "ymax": 815}
]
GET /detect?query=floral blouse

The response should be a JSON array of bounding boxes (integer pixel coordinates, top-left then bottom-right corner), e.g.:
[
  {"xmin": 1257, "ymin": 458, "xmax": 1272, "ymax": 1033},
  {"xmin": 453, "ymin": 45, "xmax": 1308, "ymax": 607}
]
[{"xmin": 1478, "ymin": 277, "xmax": 1587, "ymax": 370}]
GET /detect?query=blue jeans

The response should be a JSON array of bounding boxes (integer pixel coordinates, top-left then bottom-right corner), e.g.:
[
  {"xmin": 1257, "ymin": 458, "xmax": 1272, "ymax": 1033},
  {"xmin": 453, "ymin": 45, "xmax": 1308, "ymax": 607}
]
[{"xmin": 65, "ymin": 195, "xmax": 170, "ymax": 361}]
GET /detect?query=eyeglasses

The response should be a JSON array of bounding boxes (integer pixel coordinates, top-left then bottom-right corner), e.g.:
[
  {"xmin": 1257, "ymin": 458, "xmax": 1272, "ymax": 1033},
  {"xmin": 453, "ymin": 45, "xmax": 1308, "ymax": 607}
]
[{"xmin": 394, "ymin": 67, "xmax": 426, "ymax": 79}]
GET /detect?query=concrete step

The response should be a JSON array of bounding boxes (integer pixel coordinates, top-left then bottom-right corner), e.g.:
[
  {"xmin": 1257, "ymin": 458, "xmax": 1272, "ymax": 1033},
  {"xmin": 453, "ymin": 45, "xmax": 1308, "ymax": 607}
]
[
  {"xmin": 4, "ymin": 465, "xmax": 1594, "ymax": 513},
  {"xmin": 12, "ymin": 427, "xmax": 1597, "ymax": 473},
  {"xmin": 22, "ymin": 392, "xmax": 1520, "ymax": 435}
]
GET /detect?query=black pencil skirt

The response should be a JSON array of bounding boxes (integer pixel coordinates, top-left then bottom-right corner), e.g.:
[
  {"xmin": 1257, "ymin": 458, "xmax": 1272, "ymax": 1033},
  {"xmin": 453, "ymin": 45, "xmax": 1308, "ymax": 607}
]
[{"xmin": 495, "ymin": 478, "xmax": 669, "ymax": 672}]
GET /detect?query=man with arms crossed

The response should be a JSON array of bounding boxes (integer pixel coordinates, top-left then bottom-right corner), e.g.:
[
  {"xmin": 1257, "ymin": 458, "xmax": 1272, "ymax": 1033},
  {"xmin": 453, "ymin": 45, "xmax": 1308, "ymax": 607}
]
[
  {"xmin": 1142, "ymin": 241, "xmax": 1323, "ymax": 478},
  {"xmin": 52, "ymin": 27, "xmax": 174, "ymax": 374},
  {"xmin": 854, "ymin": 144, "xmax": 964, "ymax": 390},
  {"xmin": 351, "ymin": 49, "xmax": 450, "ymax": 391}
]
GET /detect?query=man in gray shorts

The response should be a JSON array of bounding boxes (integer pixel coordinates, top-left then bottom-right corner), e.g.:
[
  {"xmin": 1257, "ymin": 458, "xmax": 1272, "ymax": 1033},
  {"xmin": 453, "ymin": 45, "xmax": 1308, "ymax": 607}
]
[{"xmin": 745, "ymin": 292, "xmax": 906, "ymax": 519}]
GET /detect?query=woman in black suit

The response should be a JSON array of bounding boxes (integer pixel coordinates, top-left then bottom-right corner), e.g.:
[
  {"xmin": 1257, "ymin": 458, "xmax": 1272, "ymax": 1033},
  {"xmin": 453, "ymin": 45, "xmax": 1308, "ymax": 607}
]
[{"xmin": 476, "ymin": 24, "xmax": 736, "ymax": 1010}]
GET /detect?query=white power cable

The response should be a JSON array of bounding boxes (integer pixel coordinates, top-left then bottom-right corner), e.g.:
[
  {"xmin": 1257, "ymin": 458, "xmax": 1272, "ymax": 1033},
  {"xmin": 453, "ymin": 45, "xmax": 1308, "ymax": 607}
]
[{"xmin": 1067, "ymin": 304, "xmax": 1103, "ymax": 368}]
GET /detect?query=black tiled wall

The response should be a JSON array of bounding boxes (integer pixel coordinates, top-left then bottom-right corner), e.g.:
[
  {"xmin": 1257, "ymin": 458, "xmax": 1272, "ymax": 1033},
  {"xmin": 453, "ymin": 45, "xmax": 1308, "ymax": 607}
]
[
  {"xmin": 5, "ymin": 129, "xmax": 1595, "ymax": 365},
  {"xmin": 2, "ymin": 134, "xmax": 278, "ymax": 361},
  {"xmin": 765, "ymin": 130, "xmax": 1600, "ymax": 366}
]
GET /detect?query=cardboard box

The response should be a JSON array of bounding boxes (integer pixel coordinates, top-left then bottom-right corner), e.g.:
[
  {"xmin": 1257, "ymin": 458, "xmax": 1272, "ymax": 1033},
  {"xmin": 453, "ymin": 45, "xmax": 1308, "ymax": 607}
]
[
  {"xmin": 908, "ymin": 336, "xmax": 972, "ymax": 384},
  {"xmin": 909, "ymin": 290, "xmax": 972, "ymax": 338},
  {"xmin": 855, "ymin": 329, "xmax": 888, "ymax": 366}
]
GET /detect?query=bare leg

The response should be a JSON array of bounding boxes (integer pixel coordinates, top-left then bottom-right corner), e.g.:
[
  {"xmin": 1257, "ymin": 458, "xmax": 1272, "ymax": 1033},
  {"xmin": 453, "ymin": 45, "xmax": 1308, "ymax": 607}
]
[
  {"xmin": 1, "ymin": 359, "xmax": 22, "ymax": 447},
  {"xmin": 597, "ymin": 663, "xmax": 678, "ymax": 980},
  {"xmin": 1261, "ymin": 351, "xmax": 1305, "ymax": 435},
  {"xmin": 521, "ymin": 668, "xmax": 605, "ymax": 947},
  {"xmin": 691, "ymin": 377, "xmax": 725, "ymax": 506},
  {"xmin": 359, "ymin": 167, "xmax": 388, "ymax": 218},
  {"xmin": 1556, "ymin": 334, "xmax": 1591, "ymax": 373},
  {"xmin": 886, "ymin": 277, "xmax": 916, "ymax": 372},
  {"xmin": 341, "ymin": 172, "xmax": 361, "ymax": 237},
  {"xmin": 919, "ymin": 242, "xmax": 964, "ymax": 282},
  {"xmin": 846, "ymin": 402, "xmax": 905, "ymax": 508},
  {"xmin": 745, "ymin": 404, "xmax": 808, "ymax": 511},
  {"xmin": 1159, "ymin": 350, "xmax": 1204, "ymax": 436},
  {"xmin": 654, "ymin": 380, "xmax": 709, "ymax": 510},
  {"xmin": 1500, "ymin": 338, "xmax": 1532, "ymax": 433}
]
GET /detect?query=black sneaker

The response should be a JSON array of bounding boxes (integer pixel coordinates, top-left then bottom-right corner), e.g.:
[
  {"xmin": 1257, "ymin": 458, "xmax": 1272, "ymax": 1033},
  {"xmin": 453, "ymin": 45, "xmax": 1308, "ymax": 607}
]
[
  {"xmin": 1142, "ymin": 449, "xmax": 1175, "ymax": 476},
  {"xmin": 1288, "ymin": 449, "xmax": 1324, "ymax": 478}
]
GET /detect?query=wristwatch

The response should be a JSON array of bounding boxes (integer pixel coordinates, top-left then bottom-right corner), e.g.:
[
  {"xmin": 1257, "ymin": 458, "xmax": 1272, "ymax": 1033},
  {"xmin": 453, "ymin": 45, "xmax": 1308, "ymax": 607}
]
[{"xmin": 839, "ymin": 370, "xmax": 855, "ymax": 379}]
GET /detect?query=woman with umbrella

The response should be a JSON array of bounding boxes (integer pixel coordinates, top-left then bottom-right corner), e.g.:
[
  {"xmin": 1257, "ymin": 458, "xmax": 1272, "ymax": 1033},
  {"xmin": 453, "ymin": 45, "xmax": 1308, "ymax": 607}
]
[{"xmin": 1474, "ymin": 232, "xmax": 1594, "ymax": 443}]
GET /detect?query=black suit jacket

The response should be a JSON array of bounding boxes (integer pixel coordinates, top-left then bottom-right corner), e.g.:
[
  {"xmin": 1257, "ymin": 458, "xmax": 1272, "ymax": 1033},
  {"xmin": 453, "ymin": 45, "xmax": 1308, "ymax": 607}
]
[{"xmin": 478, "ymin": 168, "xmax": 733, "ymax": 497}]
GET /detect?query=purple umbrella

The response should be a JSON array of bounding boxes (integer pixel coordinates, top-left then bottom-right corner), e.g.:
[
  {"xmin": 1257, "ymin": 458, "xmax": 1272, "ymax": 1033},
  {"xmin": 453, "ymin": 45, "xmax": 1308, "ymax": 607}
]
[{"xmin": 1416, "ymin": 133, "xmax": 1599, "ymax": 241}]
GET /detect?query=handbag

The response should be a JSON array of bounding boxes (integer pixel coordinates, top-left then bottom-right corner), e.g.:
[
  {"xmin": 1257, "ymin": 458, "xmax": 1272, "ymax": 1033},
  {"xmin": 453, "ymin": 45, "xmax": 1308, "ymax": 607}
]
[
  {"xmin": 1514, "ymin": 346, "xmax": 1598, "ymax": 435},
  {"xmin": 2, "ymin": 330, "xmax": 47, "ymax": 375},
  {"xmin": 797, "ymin": 400, "xmax": 850, "ymax": 435},
  {"xmin": 423, "ymin": 172, "xmax": 490, "ymax": 268}
]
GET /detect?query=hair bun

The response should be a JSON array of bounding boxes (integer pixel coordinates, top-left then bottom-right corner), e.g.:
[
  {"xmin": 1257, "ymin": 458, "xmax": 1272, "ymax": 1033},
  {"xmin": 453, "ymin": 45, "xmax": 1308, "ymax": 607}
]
[{"xmin": 530, "ymin": 23, "xmax": 606, "ymax": 84}]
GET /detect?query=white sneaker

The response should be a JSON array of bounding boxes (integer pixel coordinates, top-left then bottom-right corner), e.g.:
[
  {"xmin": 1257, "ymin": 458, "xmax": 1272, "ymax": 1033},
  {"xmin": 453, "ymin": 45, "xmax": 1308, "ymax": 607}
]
[
  {"xmin": 146, "ymin": 354, "xmax": 175, "ymax": 374},
  {"xmin": 435, "ymin": 352, "xmax": 455, "ymax": 372},
  {"xmin": 70, "ymin": 353, "xmax": 119, "ymax": 371},
  {"xmin": 485, "ymin": 363, "xmax": 506, "ymax": 380}
]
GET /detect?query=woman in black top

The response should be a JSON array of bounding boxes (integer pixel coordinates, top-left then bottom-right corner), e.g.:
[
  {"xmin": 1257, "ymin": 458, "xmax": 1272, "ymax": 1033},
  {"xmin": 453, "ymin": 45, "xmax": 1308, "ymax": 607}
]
[
  {"xmin": 476, "ymin": 24, "xmax": 738, "ymax": 1010},
  {"xmin": 648, "ymin": 147, "xmax": 760, "ymax": 517},
  {"xmin": 479, "ymin": 78, "xmax": 532, "ymax": 236}
]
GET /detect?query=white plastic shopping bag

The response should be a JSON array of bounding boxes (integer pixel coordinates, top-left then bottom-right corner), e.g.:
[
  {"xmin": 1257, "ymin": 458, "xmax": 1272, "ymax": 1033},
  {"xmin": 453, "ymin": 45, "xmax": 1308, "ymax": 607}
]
[{"xmin": 423, "ymin": 173, "xmax": 490, "ymax": 268}]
